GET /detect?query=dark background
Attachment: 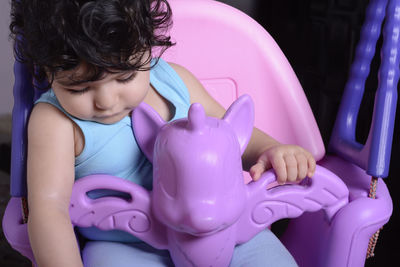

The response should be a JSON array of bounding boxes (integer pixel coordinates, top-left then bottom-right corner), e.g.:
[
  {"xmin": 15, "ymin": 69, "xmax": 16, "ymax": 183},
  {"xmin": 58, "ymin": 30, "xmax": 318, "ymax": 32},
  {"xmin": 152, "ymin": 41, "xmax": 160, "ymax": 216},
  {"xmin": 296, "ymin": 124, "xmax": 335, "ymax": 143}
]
[
  {"xmin": 0, "ymin": 0, "xmax": 398, "ymax": 266},
  {"xmin": 218, "ymin": 0, "xmax": 398, "ymax": 266}
]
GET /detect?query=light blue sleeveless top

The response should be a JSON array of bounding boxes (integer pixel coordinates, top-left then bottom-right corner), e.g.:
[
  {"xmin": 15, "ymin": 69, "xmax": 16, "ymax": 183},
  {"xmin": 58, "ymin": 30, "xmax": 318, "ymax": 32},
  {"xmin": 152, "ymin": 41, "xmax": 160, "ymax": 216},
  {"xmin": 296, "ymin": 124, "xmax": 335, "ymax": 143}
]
[{"xmin": 35, "ymin": 58, "xmax": 191, "ymax": 242}]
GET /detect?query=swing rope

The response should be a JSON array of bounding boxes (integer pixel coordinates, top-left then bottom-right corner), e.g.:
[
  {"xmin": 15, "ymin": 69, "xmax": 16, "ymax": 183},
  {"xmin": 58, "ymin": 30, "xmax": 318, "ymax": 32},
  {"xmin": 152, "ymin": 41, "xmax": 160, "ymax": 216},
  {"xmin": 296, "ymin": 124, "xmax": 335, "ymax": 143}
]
[{"xmin": 366, "ymin": 177, "xmax": 381, "ymax": 258}]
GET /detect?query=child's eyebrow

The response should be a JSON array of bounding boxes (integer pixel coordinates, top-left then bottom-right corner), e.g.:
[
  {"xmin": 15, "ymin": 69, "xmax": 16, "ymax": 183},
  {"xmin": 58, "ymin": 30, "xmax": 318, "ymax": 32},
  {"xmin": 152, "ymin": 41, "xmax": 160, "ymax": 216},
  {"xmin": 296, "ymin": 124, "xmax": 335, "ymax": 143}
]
[{"xmin": 57, "ymin": 79, "xmax": 87, "ymax": 87}]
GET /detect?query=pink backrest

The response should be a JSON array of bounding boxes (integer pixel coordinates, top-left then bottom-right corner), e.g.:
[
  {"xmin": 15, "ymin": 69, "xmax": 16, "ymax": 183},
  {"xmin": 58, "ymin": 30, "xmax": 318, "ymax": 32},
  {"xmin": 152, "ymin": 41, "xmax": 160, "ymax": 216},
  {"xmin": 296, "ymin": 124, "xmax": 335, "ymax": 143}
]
[{"xmin": 162, "ymin": 0, "xmax": 325, "ymax": 161}]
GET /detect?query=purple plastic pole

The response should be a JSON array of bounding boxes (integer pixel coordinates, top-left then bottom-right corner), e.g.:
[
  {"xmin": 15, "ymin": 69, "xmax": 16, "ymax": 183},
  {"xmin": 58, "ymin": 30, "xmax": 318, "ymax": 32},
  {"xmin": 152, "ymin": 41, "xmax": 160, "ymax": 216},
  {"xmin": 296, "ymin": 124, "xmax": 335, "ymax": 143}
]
[
  {"xmin": 10, "ymin": 61, "xmax": 34, "ymax": 197},
  {"xmin": 329, "ymin": 0, "xmax": 399, "ymax": 178}
]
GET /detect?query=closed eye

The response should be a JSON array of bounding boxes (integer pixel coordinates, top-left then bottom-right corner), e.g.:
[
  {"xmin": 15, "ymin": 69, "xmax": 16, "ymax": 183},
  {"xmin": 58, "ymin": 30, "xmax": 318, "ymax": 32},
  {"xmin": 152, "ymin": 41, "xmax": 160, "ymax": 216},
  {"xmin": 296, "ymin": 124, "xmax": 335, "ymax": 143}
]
[
  {"xmin": 116, "ymin": 72, "xmax": 137, "ymax": 84},
  {"xmin": 67, "ymin": 87, "xmax": 90, "ymax": 95}
]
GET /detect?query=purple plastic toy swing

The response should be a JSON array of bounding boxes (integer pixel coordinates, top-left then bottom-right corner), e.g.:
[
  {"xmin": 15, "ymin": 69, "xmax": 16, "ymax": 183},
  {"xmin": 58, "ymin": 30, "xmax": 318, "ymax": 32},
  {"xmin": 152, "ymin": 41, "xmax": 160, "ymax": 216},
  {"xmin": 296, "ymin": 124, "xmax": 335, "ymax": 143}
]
[{"xmin": 2, "ymin": 0, "xmax": 396, "ymax": 266}]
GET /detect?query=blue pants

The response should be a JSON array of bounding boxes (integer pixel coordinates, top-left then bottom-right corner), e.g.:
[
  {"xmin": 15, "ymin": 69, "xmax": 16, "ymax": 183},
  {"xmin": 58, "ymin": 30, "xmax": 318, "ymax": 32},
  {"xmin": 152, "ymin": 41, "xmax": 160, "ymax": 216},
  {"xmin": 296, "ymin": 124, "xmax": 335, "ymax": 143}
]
[{"xmin": 82, "ymin": 229, "xmax": 298, "ymax": 267}]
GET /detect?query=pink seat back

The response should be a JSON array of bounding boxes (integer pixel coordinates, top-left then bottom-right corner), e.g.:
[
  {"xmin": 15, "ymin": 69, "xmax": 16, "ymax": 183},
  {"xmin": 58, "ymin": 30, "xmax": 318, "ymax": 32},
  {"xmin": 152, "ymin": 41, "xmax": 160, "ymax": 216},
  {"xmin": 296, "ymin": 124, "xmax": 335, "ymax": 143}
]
[{"xmin": 162, "ymin": 0, "xmax": 325, "ymax": 160}]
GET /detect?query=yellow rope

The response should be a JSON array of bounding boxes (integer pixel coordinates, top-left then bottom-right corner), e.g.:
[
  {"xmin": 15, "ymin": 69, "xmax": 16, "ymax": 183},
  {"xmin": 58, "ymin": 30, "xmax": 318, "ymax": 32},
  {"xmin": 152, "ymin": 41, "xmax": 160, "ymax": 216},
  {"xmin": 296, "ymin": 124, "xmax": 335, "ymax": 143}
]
[
  {"xmin": 21, "ymin": 197, "xmax": 29, "ymax": 224},
  {"xmin": 366, "ymin": 177, "xmax": 381, "ymax": 258}
]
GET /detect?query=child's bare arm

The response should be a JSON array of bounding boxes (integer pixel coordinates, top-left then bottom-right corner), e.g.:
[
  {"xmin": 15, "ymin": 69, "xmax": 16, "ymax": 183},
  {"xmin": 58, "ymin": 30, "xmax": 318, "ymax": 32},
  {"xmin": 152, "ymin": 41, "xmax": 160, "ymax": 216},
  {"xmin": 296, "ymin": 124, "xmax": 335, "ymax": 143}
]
[
  {"xmin": 171, "ymin": 63, "xmax": 316, "ymax": 184},
  {"xmin": 244, "ymin": 131, "xmax": 316, "ymax": 184},
  {"xmin": 27, "ymin": 103, "xmax": 83, "ymax": 267}
]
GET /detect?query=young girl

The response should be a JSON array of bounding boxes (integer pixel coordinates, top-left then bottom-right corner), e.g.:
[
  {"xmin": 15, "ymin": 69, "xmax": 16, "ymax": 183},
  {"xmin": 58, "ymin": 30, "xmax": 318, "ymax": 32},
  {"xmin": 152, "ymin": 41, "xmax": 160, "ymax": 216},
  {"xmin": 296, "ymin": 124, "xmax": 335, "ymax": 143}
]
[{"xmin": 10, "ymin": 1, "xmax": 316, "ymax": 266}]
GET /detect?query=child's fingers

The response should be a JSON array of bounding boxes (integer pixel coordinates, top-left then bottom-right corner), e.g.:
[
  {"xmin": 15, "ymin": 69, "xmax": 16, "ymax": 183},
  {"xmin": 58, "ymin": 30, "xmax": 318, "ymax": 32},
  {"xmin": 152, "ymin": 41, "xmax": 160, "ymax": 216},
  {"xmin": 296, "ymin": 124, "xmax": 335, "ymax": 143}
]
[
  {"xmin": 307, "ymin": 153, "xmax": 316, "ymax": 177},
  {"xmin": 250, "ymin": 152, "xmax": 273, "ymax": 181},
  {"xmin": 270, "ymin": 155, "xmax": 287, "ymax": 184},
  {"xmin": 250, "ymin": 162, "xmax": 264, "ymax": 181},
  {"xmin": 284, "ymin": 154, "xmax": 297, "ymax": 182},
  {"xmin": 296, "ymin": 154, "xmax": 308, "ymax": 180}
]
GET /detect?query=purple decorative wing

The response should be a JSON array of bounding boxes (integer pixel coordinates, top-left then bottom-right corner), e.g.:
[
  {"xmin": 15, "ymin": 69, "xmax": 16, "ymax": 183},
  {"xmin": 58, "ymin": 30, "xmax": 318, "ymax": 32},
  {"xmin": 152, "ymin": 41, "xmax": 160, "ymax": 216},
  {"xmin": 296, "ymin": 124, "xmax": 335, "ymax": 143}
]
[
  {"xmin": 69, "ymin": 175, "xmax": 168, "ymax": 249},
  {"xmin": 236, "ymin": 166, "xmax": 349, "ymax": 244}
]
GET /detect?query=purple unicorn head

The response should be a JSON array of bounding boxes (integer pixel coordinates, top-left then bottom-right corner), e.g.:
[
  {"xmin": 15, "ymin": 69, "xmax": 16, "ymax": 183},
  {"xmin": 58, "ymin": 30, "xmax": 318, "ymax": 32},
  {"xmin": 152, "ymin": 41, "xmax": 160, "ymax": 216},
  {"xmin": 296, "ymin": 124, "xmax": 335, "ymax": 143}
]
[{"xmin": 133, "ymin": 95, "xmax": 254, "ymax": 235}]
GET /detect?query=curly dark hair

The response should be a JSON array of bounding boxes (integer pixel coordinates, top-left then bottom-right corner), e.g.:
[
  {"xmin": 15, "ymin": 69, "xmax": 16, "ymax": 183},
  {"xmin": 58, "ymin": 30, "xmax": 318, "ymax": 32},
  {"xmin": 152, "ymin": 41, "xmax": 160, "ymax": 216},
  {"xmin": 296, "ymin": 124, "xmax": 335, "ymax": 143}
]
[{"xmin": 10, "ymin": 0, "xmax": 174, "ymax": 88}]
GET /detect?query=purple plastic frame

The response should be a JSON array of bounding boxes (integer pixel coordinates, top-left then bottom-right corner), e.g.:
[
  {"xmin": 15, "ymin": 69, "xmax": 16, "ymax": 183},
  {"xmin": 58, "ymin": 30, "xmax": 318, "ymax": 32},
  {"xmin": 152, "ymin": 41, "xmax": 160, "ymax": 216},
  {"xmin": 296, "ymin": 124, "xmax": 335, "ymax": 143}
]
[
  {"xmin": 10, "ymin": 61, "xmax": 33, "ymax": 197},
  {"xmin": 328, "ymin": 0, "xmax": 399, "ymax": 178}
]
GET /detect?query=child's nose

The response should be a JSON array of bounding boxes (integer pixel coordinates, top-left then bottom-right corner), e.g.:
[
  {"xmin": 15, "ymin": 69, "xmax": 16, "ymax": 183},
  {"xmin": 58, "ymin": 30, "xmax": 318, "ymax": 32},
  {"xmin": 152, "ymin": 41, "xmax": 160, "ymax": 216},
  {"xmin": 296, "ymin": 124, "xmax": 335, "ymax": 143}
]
[{"xmin": 94, "ymin": 88, "xmax": 118, "ymax": 110}]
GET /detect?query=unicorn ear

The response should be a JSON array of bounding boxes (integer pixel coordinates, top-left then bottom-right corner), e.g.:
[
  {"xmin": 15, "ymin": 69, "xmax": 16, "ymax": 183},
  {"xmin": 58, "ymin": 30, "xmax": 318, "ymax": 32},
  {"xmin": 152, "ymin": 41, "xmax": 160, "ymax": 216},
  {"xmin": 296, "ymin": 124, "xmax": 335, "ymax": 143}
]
[
  {"xmin": 187, "ymin": 103, "xmax": 206, "ymax": 132},
  {"xmin": 132, "ymin": 102, "xmax": 166, "ymax": 163},
  {"xmin": 223, "ymin": 94, "xmax": 255, "ymax": 155}
]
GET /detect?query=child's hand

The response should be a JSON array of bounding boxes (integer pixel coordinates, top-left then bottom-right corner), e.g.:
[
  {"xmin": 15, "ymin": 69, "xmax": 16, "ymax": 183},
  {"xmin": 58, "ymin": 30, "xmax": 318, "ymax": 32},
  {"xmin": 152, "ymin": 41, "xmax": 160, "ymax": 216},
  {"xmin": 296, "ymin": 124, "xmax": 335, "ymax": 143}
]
[{"xmin": 249, "ymin": 144, "xmax": 316, "ymax": 184}]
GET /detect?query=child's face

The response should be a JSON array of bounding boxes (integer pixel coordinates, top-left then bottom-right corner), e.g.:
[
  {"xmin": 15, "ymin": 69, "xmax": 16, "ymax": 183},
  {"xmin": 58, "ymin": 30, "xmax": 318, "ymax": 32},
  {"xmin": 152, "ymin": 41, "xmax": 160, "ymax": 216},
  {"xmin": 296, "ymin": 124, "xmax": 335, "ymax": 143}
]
[{"xmin": 51, "ymin": 62, "xmax": 151, "ymax": 124}]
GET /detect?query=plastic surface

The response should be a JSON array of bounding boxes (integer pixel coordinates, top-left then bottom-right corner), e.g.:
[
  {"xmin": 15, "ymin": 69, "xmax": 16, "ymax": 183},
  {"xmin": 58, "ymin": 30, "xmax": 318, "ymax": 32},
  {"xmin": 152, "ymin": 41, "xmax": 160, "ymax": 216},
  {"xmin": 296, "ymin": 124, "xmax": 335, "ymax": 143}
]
[
  {"xmin": 2, "ymin": 197, "xmax": 35, "ymax": 263},
  {"xmin": 329, "ymin": 0, "xmax": 399, "ymax": 178},
  {"xmin": 282, "ymin": 155, "xmax": 393, "ymax": 267},
  {"xmin": 10, "ymin": 61, "xmax": 34, "ymax": 197},
  {"xmin": 162, "ymin": 0, "xmax": 325, "ymax": 161}
]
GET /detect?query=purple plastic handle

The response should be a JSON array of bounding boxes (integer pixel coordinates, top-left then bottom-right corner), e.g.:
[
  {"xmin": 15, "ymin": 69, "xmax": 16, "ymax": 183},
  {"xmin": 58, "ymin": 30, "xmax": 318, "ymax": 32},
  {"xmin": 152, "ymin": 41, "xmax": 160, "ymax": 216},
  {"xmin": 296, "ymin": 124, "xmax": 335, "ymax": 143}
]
[
  {"xmin": 69, "ymin": 175, "xmax": 168, "ymax": 249},
  {"xmin": 10, "ymin": 61, "xmax": 34, "ymax": 197},
  {"xmin": 329, "ymin": 0, "xmax": 399, "ymax": 178}
]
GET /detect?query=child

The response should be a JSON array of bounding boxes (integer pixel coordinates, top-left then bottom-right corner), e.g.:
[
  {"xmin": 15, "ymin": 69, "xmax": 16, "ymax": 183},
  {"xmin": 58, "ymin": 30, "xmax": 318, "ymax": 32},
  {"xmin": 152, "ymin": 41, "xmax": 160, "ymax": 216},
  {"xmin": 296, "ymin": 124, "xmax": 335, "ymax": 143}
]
[{"xmin": 10, "ymin": 1, "xmax": 316, "ymax": 266}]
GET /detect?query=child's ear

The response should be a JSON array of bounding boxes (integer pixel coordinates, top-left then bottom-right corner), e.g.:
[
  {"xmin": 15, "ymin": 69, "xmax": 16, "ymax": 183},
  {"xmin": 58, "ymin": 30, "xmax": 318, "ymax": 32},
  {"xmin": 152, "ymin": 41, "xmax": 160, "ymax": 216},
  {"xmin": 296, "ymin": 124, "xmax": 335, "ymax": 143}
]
[
  {"xmin": 222, "ymin": 94, "xmax": 255, "ymax": 155},
  {"xmin": 132, "ymin": 102, "xmax": 166, "ymax": 163}
]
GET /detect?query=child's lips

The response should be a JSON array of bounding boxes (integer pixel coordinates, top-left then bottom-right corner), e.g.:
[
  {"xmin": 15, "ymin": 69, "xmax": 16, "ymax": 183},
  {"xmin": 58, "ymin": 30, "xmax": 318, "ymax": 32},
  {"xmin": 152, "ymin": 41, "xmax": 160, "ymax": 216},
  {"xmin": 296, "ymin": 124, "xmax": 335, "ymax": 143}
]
[
  {"xmin": 95, "ymin": 111, "xmax": 123, "ymax": 120},
  {"xmin": 95, "ymin": 109, "xmax": 130, "ymax": 121}
]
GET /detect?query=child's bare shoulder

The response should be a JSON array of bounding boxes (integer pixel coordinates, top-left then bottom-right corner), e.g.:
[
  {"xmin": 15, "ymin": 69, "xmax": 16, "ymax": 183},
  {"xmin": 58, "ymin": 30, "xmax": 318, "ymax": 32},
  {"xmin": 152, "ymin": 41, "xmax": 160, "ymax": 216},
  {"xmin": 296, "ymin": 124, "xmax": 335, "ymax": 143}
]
[
  {"xmin": 168, "ymin": 62, "xmax": 194, "ymax": 81},
  {"xmin": 28, "ymin": 102, "xmax": 75, "ymax": 144},
  {"xmin": 28, "ymin": 103, "xmax": 84, "ymax": 157},
  {"xmin": 29, "ymin": 103, "xmax": 73, "ymax": 129}
]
